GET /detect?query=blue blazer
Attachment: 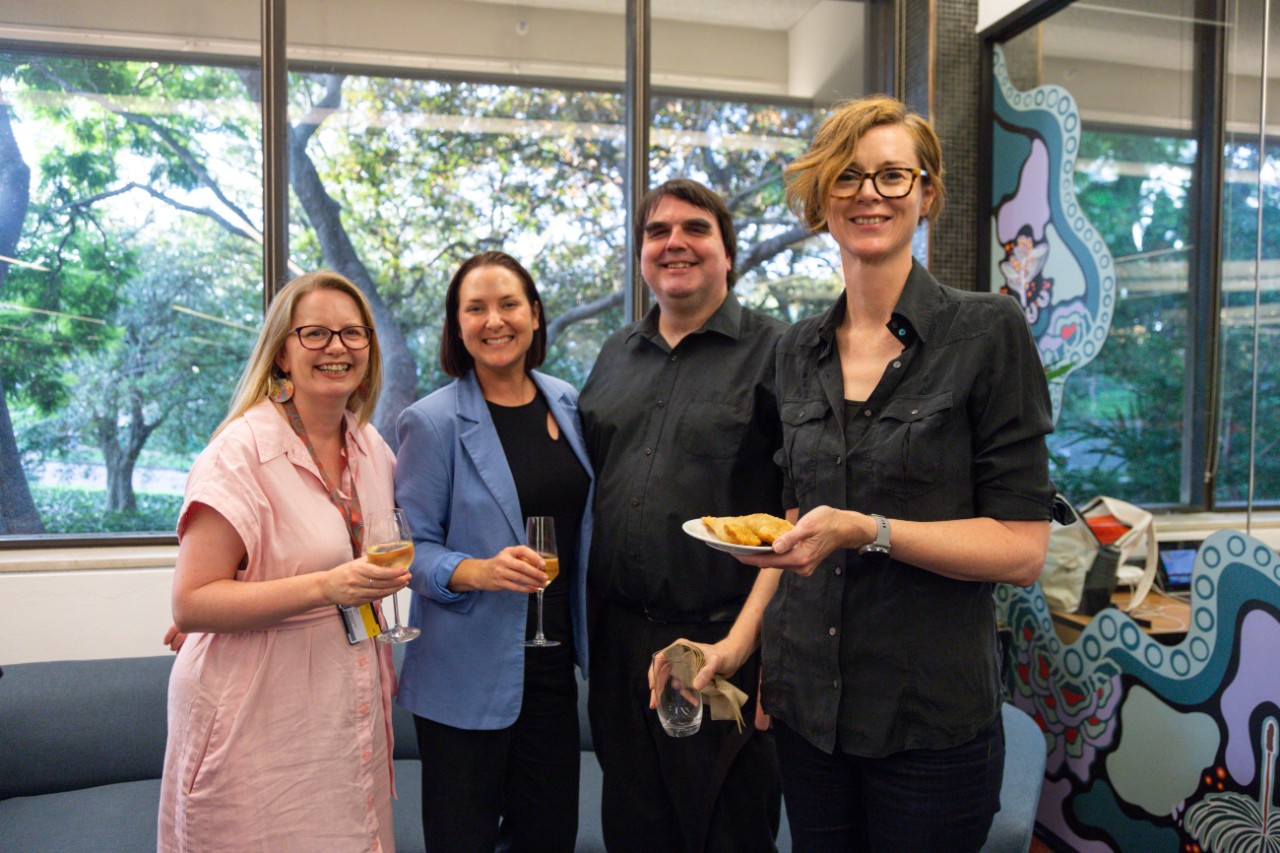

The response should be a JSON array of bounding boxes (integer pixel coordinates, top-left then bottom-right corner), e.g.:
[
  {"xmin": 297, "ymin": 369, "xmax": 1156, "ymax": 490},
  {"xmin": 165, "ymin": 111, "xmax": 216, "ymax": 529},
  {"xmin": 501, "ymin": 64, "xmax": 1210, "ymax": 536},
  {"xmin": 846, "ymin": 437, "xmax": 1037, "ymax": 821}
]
[{"xmin": 393, "ymin": 370, "xmax": 594, "ymax": 729}]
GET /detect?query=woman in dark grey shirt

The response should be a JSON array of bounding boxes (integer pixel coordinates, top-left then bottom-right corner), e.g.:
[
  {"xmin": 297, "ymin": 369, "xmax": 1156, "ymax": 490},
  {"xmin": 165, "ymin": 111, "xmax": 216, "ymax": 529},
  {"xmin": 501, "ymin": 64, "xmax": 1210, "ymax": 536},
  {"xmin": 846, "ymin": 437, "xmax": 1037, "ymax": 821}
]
[{"xmin": 731, "ymin": 96, "xmax": 1055, "ymax": 851}]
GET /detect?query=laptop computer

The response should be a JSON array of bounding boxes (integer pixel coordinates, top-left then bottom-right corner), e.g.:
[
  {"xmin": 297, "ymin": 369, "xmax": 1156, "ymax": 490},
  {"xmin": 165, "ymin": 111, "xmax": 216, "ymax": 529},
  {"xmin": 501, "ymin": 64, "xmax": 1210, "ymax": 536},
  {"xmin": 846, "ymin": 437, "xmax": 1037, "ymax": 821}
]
[{"xmin": 1157, "ymin": 540, "xmax": 1200, "ymax": 592}]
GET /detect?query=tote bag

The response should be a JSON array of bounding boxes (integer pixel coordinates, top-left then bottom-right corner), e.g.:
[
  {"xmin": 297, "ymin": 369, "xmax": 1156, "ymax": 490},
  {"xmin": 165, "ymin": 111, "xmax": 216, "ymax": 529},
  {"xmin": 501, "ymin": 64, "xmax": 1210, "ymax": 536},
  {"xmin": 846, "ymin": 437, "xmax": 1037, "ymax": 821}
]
[
  {"xmin": 1079, "ymin": 495, "xmax": 1159, "ymax": 610},
  {"xmin": 1039, "ymin": 494, "xmax": 1158, "ymax": 614}
]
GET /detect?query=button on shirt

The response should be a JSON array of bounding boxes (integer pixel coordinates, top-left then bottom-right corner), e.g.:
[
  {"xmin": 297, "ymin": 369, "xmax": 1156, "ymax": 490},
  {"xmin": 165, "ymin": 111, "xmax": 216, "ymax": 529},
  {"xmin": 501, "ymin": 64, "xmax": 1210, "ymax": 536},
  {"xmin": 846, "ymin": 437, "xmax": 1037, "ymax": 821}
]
[
  {"xmin": 579, "ymin": 293, "xmax": 786, "ymax": 617},
  {"xmin": 761, "ymin": 260, "xmax": 1055, "ymax": 757}
]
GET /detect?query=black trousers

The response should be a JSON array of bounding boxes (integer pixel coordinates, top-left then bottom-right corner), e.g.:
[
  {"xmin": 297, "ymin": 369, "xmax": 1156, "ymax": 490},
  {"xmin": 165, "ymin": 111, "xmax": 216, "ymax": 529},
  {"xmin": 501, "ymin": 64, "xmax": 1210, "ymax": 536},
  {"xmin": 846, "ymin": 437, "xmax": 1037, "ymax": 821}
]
[
  {"xmin": 414, "ymin": 642, "xmax": 580, "ymax": 853},
  {"xmin": 774, "ymin": 716, "xmax": 1003, "ymax": 853},
  {"xmin": 588, "ymin": 600, "xmax": 781, "ymax": 853}
]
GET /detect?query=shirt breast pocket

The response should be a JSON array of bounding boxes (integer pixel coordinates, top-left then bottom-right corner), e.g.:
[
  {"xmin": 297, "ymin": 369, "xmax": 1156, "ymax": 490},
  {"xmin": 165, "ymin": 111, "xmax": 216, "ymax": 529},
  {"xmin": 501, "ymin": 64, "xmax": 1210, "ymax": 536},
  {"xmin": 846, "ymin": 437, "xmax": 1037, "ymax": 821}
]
[
  {"xmin": 780, "ymin": 397, "xmax": 829, "ymax": 502},
  {"xmin": 676, "ymin": 394, "xmax": 752, "ymax": 460},
  {"xmin": 874, "ymin": 391, "xmax": 955, "ymax": 499}
]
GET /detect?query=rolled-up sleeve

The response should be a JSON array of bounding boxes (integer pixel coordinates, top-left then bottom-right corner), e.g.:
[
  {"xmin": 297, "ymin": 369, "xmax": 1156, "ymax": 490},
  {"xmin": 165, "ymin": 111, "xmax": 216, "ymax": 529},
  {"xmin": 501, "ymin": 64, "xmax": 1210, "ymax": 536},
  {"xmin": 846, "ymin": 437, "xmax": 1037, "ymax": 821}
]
[{"xmin": 970, "ymin": 298, "xmax": 1055, "ymax": 521}]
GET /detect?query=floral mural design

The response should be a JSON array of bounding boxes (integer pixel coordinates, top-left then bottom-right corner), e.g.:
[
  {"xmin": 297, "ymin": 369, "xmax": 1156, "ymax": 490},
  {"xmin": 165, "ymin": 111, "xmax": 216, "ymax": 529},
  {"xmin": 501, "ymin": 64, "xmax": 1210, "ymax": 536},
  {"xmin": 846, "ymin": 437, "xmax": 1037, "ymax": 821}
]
[
  {"xmin": 996, "ymin": 532, "xmax": 1280, "ymax": 851},
  {"xmin": 1185, "ymin": 717, "xmax": 1279, "ymax": 853},
  {"xmin": 990, "ymin": 45, "xmax": 1116, "ymax": 420}
]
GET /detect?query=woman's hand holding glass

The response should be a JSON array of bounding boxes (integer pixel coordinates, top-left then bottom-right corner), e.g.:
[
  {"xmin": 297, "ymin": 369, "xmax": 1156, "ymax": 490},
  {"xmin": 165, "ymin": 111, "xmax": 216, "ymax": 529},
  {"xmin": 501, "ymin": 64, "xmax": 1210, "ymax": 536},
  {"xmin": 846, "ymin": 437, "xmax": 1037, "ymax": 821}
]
[
  {"xmin": 321, "ymin": 554, "xmax": 411, "ymax": 607},
  {"xmin": 450, "ymin": 546, "xmax": 547, "ymax": 593}
]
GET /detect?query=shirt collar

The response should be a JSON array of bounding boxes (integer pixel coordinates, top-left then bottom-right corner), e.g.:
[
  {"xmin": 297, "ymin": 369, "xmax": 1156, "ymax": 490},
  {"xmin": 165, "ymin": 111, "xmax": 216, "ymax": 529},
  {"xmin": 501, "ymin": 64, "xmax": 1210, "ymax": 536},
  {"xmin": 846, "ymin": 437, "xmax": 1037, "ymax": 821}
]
[
  {"xmin": 243, "ymin": 398, "xmax": 366, "ymax": 464},
  {"xmin": 809, "ymin": 257, "xmax": 938, "ymax": 351},
  {"xmin": 628, "ymin": 290, "xmax": 744, "ymax": 348}
]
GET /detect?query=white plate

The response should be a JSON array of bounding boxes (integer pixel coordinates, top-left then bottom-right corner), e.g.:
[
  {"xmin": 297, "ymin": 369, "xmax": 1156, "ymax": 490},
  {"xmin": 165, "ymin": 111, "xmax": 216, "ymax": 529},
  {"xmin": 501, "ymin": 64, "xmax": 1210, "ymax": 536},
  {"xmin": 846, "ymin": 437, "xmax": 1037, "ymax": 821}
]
[{"xmin": 682, "ymin": 518, "xmax": 773, "ymax": 556}]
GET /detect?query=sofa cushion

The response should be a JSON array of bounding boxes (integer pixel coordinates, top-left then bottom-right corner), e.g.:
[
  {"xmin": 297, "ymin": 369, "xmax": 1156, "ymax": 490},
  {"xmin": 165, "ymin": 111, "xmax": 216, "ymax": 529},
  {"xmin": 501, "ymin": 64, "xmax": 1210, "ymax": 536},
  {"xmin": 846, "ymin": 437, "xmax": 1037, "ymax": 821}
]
[
  {"xmin": 0, "ymin": 656, "xmax": 174, "ymax": 799},
  {"xmin": 0, "ymin": 778, "xmax": 161, "ymax": 851}
]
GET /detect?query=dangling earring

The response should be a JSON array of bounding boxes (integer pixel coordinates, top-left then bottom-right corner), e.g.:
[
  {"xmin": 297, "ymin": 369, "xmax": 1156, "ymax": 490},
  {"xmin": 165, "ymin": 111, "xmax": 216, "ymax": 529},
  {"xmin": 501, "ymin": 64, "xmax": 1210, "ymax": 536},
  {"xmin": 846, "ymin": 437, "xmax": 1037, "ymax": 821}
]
[
  {"xmin": 351, "ymin": 380, "xmax": 369, "ymax": 406},
  {"xmin": 267, "ymin": 371, "xmax": 294, "ymax": 403}
]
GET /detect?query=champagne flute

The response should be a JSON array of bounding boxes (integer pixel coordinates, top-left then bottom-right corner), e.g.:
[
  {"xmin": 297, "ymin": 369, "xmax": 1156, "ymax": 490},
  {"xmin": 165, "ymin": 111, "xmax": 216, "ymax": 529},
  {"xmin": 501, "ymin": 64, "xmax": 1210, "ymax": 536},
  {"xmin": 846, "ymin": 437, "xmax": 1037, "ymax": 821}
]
[
  {"xmin": 522, "ymin": 516, "xmax": 560, "ymax": 648},
  {"xmin": 366, "ymin": 507, "xmax": 421, "ymax": 644}
]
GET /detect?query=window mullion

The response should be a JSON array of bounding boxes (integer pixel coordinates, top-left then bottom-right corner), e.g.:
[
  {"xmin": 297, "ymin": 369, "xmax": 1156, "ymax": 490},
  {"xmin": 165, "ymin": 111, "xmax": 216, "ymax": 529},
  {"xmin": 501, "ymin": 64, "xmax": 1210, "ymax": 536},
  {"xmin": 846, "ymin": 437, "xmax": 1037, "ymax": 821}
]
[{"xmin": 1188, "ymin": 0, "xmax": 1228, "ymax": 509}]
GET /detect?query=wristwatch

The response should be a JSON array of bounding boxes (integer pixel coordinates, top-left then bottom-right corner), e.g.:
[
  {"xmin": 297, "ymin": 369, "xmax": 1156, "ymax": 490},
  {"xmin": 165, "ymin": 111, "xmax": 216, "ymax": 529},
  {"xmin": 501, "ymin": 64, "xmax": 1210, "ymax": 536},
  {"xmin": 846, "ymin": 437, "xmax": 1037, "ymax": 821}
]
[{"xmin": 858, "ymin": 514, "xmax": 891, "ymax": 557}]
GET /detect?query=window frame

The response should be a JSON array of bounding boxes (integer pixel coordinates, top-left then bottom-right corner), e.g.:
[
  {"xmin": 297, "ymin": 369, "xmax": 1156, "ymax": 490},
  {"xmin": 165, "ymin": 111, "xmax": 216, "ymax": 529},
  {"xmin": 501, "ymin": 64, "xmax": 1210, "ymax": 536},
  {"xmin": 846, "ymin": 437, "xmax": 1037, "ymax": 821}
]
[
  {"xmin": 0, "ymin": 0, "xmax": 879, "ymax": 549},
  {"xmin": 978, "ymin": 0, "xmax": 1259, "ymax": 513}
]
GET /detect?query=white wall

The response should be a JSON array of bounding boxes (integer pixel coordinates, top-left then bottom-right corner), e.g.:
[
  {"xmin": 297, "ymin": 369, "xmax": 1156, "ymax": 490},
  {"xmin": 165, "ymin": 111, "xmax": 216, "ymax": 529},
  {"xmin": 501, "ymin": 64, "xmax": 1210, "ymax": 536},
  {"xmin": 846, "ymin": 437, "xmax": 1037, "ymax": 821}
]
[
  {"xmin": 977, "ymin": 0, "xmax": 1033, "ymax": 33},
  {"xmin": 788, "ymin": 0, "xmax": 866, "ymax": 100},
  {"xmin": 2, "ymin": 566, "xmax": 175, "ymax": 664},
  {"xmin": 0, "ymin": 0, "xmax": 806, "ymax": 98},
  {"xmin": 0, "ymin": 554, "xmax": 414, "ymax": 665}
]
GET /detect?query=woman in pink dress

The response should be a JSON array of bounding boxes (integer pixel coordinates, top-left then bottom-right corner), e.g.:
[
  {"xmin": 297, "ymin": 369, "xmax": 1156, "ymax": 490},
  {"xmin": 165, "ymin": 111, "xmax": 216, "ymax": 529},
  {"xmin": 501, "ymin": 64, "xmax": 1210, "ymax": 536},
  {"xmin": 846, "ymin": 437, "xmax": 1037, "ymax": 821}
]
[{"xmin": 157, "ymin": 270, "xmax": 411, "ymax": 853}]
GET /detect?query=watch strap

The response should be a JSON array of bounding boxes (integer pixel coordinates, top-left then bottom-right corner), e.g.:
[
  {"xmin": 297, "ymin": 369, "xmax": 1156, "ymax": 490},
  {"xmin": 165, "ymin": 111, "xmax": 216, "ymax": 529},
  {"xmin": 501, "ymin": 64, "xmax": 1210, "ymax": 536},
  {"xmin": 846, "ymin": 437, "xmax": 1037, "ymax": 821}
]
[{"xmin": 858, "ymin": 513, "xmax": 891, "ymax": 557}]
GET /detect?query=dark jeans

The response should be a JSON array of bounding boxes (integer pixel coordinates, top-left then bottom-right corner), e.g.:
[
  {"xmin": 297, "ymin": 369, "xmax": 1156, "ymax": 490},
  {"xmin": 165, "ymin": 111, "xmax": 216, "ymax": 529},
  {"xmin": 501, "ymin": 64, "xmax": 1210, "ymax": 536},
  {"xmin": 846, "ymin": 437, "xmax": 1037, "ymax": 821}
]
[
  {"xmin": 774, "ymin": 716, "xmax": 1004, "ymax": 853},
  {"xmin": 414, "ymin": 643, "xmax": 579, "ymax": 853},
  {"xmin": 588, "ymin": 600, "xmax": 781, "ymax": 853}
]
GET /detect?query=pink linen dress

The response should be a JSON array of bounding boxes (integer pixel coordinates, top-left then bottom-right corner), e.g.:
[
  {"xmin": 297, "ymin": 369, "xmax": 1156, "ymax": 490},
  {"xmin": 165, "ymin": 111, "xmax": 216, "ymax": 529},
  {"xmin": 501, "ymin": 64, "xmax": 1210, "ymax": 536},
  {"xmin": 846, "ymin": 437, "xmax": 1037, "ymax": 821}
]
[{"xmin": 157, "ymin": 399, "xmax": 399, "ymax": 853}]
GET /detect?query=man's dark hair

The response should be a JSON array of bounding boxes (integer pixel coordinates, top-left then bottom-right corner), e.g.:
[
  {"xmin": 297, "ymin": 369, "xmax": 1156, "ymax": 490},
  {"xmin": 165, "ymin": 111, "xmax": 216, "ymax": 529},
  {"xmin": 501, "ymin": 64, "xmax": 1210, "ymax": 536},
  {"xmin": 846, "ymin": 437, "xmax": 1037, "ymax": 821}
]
[{"xmin": 633, "ymin": 178, "xmax": 738, "ymax": 288}]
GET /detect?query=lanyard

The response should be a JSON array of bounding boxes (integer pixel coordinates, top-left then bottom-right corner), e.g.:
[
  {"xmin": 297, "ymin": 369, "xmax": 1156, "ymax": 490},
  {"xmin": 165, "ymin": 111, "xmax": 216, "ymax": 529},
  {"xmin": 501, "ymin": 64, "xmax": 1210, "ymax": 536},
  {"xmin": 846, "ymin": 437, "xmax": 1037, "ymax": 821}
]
[{"xmin": 282, "ymin": 399, "xmax": 364, "ymax": 558}]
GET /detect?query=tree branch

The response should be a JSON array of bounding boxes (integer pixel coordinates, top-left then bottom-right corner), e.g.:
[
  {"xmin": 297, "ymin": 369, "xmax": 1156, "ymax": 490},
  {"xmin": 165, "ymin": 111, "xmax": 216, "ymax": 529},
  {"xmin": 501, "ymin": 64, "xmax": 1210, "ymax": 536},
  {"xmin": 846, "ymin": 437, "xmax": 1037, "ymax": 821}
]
[
  {"xmin": 117, "ymin": 111, "xmax": 259, "ymax": 234},
  {"xmin": 66, "ymin": 182, "xmax": 257, "ymax": 242},
  {"xmin": 546, "ymin": 289, "xmax": 624, "ymax": 347},
  {"xmin": 735, "ymin": 224, "xmax": 814, "ymax": 280},
  {"xmin": 292, "ymin": 73, "xmax": 346, "ymax": 150},
  {"xmin": 725, "ymin": 168, "xmax": 788, "ymax": 210}
]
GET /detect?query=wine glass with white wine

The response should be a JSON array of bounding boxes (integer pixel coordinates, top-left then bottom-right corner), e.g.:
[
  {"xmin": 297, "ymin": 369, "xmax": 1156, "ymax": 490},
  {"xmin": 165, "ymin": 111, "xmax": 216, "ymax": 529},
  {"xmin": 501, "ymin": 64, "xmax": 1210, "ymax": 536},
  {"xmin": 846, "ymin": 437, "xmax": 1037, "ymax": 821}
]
[
  {"xmin": 521, "ymin": 516, "xmax": 560, "ymax": 648},
  {"xmin": 366, "ymin": 507, "xmax": 420, "ymax": 644}
]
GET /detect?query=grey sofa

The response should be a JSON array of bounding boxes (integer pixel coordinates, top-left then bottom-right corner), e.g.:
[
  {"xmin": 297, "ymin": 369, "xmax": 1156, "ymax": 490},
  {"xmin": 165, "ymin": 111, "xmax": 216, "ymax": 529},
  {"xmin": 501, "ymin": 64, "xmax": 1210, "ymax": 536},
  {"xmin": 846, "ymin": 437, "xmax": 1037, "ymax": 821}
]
[
  {"xmin": 0, "ymin": 653, "xmax": 606, "ymax": 853},
  {"xmin": 0, "ymin": 653, "xmax": 1039, "ymax": 853}
]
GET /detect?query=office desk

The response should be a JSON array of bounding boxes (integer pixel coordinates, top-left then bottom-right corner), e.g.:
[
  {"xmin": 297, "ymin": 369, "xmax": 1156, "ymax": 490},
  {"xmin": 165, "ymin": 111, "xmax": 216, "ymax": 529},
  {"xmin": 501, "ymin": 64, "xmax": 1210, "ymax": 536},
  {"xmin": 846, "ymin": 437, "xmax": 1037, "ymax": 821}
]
[{"xmin": 1050, "ymin": 589, "xmax": 1191, "ymax": 644}]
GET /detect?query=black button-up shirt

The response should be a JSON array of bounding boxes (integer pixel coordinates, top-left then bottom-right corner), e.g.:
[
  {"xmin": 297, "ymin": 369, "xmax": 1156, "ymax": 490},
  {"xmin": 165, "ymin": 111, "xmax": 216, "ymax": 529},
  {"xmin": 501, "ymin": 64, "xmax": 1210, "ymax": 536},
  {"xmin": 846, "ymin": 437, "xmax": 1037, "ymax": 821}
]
[
  {"xmin": 579, "ymin": 293, "xmax": 786, "ymax": 619},
  {"xmin": 762, "ymin": 259, "xmax": 1054, "ymax": 756}
]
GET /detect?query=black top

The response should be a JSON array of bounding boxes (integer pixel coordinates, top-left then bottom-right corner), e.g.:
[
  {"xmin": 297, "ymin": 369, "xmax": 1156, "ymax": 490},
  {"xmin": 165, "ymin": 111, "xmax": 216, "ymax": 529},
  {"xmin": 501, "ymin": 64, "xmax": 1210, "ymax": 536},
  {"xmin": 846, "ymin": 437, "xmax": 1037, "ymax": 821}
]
[
  {"xmin": 578, "ymin": 293, "xmax": 787, "ymax": 619},
  {"xmin": 487, "ymin": 390, "xmax": 591, "ymax": 653},
  {"xmin": 762, "ymin": 259, "xmax": 1055, "ymax": 757}
]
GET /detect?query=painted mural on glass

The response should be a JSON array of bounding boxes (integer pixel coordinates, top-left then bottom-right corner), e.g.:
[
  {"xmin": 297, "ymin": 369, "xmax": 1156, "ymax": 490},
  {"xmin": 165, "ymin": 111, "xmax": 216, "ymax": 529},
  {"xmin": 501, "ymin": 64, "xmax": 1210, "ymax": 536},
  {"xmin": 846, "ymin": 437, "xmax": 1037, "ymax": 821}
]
[
  {"xmin": 990, "ymin": 44, "xmax": 1280, "ymax": 852},
  {"xmin": 996, "ymin": 531, "xmax": 1280, "ymax": 851},
  {"xmin": 989, "ymin": 45, "xmax": 1116, "ymax": 422}
]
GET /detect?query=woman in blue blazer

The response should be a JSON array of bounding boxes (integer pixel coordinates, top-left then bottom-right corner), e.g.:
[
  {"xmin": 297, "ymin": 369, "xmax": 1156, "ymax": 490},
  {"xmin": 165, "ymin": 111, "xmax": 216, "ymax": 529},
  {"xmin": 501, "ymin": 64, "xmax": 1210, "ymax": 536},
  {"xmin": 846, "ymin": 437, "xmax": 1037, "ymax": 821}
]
[{"xmin": 394, "ymin": 252, "xmax": 594, "ymax": 853}]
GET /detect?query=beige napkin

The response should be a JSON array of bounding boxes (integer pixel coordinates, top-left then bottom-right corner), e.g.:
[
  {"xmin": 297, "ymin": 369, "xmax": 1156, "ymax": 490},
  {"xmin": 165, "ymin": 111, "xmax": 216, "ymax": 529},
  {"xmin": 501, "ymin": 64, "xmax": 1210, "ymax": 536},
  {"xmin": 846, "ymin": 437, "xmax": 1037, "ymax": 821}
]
[{"xmin": 658, "ymin": 641, "xmax": 748, "ymax": 732}]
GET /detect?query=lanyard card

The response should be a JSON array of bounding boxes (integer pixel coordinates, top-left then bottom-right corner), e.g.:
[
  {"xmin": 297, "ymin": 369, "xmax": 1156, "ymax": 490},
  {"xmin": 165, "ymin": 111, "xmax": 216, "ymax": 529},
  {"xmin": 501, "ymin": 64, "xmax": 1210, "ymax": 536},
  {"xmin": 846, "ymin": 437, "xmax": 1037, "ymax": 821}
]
[{"xmin": 339, "ymin": 603, "xmax": 382, "ymax": 644}]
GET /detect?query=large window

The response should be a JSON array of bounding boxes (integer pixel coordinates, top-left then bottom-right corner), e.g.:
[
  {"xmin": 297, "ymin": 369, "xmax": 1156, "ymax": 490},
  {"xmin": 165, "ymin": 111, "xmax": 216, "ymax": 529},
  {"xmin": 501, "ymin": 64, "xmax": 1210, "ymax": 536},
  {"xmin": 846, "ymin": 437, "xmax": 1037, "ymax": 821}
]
[
  {"xmin": 1, "ymin": 0, "xmax": 868, "ymax": 543},
  {"xmin": 288, "ymin": 72, "xmax": 628, "ymax": 436},
  {"xmin": 0, "ymin": 52, "xmax": 263, "ymax": 537},
  {"xmin": 992, "ymin": 0, "xmax": 1280, "ymax": 510}
]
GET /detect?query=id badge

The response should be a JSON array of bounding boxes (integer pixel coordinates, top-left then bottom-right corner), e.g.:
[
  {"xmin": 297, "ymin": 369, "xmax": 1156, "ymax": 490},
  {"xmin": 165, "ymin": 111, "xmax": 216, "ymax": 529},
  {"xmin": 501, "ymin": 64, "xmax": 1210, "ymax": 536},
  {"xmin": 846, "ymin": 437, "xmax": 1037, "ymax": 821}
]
[{"xmin": 339, "ymin": 603, "xmax": 382, "ymax": 644}]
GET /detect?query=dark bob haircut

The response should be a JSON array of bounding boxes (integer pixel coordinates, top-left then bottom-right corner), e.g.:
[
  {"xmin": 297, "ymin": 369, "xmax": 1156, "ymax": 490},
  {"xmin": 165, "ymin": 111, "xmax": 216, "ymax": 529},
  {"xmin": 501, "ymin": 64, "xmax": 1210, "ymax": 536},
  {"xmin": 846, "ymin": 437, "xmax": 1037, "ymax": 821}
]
[
  {"xmin": 633, "ymin": 178, "xmax": 738, "ymax": 288},
  {"xmin": 440, "ymin": 251, "xmax": 548, "ymax": 379}
]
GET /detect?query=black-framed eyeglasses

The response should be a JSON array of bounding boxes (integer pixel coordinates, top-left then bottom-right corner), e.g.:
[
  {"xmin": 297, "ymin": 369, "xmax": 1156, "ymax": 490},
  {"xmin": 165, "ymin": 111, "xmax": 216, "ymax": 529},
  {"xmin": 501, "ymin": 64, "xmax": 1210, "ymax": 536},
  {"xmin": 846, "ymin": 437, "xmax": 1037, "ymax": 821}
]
[
  {"xmin": 831, "ymin": 167, "xmax": 929, "ymax": 199},
  {"xmin": 290, "ymin": 325, "xmax": 374, "ymax": 350}
]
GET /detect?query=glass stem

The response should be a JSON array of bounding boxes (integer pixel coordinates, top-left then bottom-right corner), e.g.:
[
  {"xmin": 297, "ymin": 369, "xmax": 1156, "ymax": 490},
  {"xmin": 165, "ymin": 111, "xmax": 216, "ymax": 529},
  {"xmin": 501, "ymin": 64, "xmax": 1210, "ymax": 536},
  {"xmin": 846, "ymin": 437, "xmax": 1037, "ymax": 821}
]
[
  {"xmin": 535, "ymin": 589, "xmax": 546, "ymax": 641},
  {"xmin": 391, "ymin": 594, "xmax": 404, "ymax": 629}
]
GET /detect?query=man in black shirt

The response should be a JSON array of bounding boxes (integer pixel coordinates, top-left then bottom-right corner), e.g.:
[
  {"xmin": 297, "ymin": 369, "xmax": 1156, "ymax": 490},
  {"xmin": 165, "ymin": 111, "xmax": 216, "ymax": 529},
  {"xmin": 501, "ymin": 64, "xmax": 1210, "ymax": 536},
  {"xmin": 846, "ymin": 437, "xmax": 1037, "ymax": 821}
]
[{"xmin": 578, "ymin": 179, "xmax": 784, "ymax": 853}]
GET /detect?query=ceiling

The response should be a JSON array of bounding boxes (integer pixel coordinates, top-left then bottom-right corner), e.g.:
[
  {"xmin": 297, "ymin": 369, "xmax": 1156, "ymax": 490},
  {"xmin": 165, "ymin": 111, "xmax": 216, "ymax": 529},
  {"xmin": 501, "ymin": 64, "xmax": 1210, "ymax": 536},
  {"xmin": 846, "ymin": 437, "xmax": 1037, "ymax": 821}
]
[{"xmin": 467, "ymin": 0, "xmax": 839, "ymax": 31}]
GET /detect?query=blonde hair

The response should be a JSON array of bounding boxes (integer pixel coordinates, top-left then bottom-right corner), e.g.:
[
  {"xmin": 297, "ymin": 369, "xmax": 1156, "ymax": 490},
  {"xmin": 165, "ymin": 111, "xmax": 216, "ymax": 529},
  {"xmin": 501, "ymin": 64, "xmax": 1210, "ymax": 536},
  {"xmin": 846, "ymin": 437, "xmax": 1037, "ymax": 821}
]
[
  {"xmin": 785, "ymin": 95, "xmax": 946, "ymax": 234},
  {"xmin": 214, "ymin": 270, "xmax": 383, "ymax": 438}
]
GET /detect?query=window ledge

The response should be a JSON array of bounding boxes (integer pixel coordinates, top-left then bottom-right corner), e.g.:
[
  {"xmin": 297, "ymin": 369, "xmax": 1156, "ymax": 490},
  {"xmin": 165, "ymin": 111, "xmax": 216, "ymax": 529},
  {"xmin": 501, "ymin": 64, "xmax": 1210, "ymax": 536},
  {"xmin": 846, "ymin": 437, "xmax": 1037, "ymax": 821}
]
[
  {"xmin": 1154, "ymin": 510, "xmax": 1280, "ymax": 544},
  {"xmin": 2, "ymin": 511, "xmax": 1277, "ymax": 574},
  {"xmin": 0, "ymin": 545, "xmax": 179, "ymax": 573}
]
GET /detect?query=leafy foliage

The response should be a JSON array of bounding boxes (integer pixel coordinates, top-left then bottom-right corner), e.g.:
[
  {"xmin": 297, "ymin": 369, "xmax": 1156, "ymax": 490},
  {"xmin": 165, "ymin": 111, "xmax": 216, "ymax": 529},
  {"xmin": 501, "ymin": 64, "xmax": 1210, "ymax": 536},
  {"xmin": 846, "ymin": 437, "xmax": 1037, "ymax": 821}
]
[
  {"xmin": 28, "ymin": 484, "xmax": 182, "ymax": 533},
  {"xmin": 2, "ymin": 53, "xmax": 823, "ymax": 535}
]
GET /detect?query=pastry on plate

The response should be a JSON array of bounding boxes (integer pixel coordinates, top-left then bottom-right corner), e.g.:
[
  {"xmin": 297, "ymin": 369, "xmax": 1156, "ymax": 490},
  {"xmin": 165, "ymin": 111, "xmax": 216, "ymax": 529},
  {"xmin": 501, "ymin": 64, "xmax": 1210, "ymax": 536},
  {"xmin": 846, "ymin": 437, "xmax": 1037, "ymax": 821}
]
[
  {"xmin": 700, "ymin": 513, "xmax": 792, "ymax": 546},
  {"xmin": 700, "ymin": 515, "xmax": 761, "ymax": 546}
]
